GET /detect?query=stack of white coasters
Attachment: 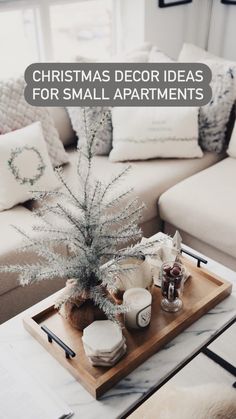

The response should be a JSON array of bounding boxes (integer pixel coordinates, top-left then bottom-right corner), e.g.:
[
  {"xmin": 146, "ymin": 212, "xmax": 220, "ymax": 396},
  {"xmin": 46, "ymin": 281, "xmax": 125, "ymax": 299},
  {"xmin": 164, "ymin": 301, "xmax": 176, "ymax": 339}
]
[{"xmin": 82, "ymin": 320, "xmax": 126, "ymax": 367}]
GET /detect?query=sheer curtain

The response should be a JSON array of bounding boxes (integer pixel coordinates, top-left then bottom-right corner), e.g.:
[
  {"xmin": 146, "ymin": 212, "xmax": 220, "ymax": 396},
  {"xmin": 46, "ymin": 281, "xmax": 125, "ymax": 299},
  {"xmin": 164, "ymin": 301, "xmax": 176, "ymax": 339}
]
[{"xmin": 0, "ymin": 0, "xmax": 116, "ymax": 78}]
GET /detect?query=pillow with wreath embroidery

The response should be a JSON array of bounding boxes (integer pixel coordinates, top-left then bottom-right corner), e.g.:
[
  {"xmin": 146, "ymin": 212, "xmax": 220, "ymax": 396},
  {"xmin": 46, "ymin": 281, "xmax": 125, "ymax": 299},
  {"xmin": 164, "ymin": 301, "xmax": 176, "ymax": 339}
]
[
  {"xmin": 109, "ymin": 106, "xmax": 202, "ymax": 161},
  {"xmin": 0, "ymin": 122, "xmax": 59, "ymax": 211}
]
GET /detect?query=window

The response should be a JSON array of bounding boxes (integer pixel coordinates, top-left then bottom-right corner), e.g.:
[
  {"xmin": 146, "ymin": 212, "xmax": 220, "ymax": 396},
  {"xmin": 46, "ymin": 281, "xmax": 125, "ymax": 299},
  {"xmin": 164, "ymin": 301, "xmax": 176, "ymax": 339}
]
[
  {"xmin": 0, "ymin": 4, "xmax": 38, "ymax": 78},
  {"xmin": 0, "ymin": 0, "xmax": 115, "ymax": 79},
  {"xmin": 50, "ymin": 0, "xmax": 113, "ymax": 62}
]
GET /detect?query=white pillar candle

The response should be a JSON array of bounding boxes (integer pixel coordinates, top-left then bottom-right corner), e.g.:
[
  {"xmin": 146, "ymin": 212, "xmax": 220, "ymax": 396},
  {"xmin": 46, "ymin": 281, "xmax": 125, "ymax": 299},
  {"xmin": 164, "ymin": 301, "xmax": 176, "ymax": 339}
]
[{"xmin": 123, "ymin": 287, "xmax": 152, "ymax": 329}]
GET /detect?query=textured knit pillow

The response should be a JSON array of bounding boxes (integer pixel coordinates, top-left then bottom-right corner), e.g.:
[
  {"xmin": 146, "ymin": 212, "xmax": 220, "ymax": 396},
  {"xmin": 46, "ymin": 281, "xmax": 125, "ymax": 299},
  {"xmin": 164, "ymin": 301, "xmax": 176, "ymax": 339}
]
[
  {"xmin": 0, "ymin": 76, "xmax": 69, "ymax": 167},
  {"xmin": 110, "ymin": 106, "xmax": 202, "ymax": 161},
  {"xmin": 67, "ymin": 107, "xmax": 112, "ymax": 155},
  {"xmin": 198, "ymin": 61, "xmax": 236, "ymax": 153},
  {"xmin": 0, "ymin": 122, "xmax": 59, "ymax": 211},
  {"xmin": 178, "ymin": 44, "xmax": 236, "ymax": 153}
]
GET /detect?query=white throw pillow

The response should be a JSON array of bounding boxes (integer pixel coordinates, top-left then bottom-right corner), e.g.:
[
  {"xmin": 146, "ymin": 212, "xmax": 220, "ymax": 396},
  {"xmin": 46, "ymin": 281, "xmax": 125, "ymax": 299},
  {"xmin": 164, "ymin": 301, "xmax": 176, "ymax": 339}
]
[
  {"xmin": 109, "ymin": 107, "xmax": 202, "ymax": 162},
  {"xmin": 178, "ymin": 43, "xmax": 219, "ymax": 63},
  {"xmin": 148, "ymin": 46, "xmax": 173, "ymax": 63},
  {"xmin": 0, "ymin": 122, "xmax": 59, "ymax": 211},
  {"xmin": 179, "ymin": 43, "xmax": 236, "ymax": 68},
  {"xmin": 0, "ymin": 76, "xmax": 69, "ymax": 167},
  {"xmin": 227, "ymin": 121, "xmax": 236, "ymax": 157}
]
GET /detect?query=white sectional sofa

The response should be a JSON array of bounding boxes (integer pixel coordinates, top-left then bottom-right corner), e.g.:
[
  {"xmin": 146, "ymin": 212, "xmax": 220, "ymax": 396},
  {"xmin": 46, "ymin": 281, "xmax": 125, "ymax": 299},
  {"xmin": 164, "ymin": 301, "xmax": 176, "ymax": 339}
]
[
  {"xmin": 159, "ymin": 157, "xmax": 236, "ymax": 271},
  {"xmin": 0, "ymin": 107, "xmax": 231, "ymax": 324}
]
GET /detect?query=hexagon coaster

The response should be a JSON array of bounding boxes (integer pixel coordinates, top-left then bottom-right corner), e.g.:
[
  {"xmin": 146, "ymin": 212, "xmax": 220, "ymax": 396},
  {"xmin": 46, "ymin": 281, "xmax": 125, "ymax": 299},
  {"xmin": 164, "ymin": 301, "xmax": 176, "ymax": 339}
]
[
  {"xmin": 82, "ymin": 320, "xmax": 126, "ymax": 367},
  {"xmin": 83, "ymin": 337, "xmax": 126, "ymax": 358},
  {"xmin": 82, "ymin": 320, "xmax": 123, "ymax": 354}
]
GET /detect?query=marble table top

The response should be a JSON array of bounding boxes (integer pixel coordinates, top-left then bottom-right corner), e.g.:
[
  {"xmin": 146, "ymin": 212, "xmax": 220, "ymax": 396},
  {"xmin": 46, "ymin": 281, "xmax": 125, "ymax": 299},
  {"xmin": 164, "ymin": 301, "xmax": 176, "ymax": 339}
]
[{"xmin": 0, "ymin": 246, "xmax": 236, "ymax": 419}]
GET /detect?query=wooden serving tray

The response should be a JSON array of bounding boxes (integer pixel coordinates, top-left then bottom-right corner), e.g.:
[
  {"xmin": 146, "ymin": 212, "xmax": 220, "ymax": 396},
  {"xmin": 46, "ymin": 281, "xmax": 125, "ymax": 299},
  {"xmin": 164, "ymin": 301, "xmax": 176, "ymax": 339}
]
[{"xmin": 23, "ymin": 257, "xmax": 232, "ymax": 399}]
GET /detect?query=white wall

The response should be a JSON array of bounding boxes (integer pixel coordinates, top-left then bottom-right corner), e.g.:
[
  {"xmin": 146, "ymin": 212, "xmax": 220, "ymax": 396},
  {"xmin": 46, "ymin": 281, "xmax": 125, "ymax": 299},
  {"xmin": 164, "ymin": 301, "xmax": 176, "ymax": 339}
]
[
  {"xmin": 208, "ymin": 0, "xmax": 236, "ymax": 61},
  {"xmin": 119, "ymin": 0, "xmax": 236, "ymax": 61},
  {"xmin": 117, "ymin": 0, "xmax": 146, "ymax": 52},
  {"xmin": 144, "ymin": 0, "xmax": 212, "ymax": 59},
  {"xmin": 119, "ymin": 0, "xmax": 213, "ymax": 58}
]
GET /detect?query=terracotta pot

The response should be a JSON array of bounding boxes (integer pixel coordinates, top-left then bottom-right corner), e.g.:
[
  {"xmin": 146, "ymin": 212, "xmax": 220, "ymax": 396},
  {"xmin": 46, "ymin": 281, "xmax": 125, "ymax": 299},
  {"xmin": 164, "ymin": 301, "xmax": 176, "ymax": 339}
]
[
  {"xmin": 61, "ymin": 298, "xmax": 106, "ymax": 331},
  {"xmin": 58, "ymin": 279, "xmax": 107, "ymax": 331}
]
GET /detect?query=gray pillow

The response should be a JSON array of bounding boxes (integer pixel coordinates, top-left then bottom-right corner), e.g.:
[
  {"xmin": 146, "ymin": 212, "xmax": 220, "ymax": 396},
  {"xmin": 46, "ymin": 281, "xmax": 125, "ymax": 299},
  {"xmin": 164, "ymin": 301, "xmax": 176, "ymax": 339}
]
[
  {"xmin": 199, "ymin": 61, "xmax": 236, "ymax": 153},
  {"xmin": 67, "ymin": 107, "xmax": 112, "ymax": 155}
]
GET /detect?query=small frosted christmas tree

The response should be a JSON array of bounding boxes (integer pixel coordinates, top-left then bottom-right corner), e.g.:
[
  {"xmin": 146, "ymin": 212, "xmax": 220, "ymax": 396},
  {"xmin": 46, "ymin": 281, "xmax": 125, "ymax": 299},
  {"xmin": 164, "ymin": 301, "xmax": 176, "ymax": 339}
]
[{"xmin": 1, "ymin": 109, "xmax": 155, "ymax": 327}]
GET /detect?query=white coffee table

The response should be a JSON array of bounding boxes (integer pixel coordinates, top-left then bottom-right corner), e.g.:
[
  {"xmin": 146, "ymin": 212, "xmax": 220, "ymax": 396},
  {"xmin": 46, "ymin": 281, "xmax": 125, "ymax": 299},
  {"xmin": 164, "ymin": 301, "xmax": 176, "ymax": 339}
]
[{"xmin": 0, "ymin": 244, "xmax": 236, "ymax": 419}]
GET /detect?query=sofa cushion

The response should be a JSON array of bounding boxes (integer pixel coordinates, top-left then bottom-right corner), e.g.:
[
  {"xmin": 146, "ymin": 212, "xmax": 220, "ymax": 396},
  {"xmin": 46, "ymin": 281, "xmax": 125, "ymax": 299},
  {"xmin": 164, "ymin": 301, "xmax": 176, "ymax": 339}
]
[
  {"xmin": 159, "ymin": 157, "xmax": 236, "ymax": 259},
  {"xmin": 0, "ymin": 203, "xmax": 67, "ymax": 299},
  {"xmin": 61, "ymin": 148, "xmax": 224, "ymax": 224}
]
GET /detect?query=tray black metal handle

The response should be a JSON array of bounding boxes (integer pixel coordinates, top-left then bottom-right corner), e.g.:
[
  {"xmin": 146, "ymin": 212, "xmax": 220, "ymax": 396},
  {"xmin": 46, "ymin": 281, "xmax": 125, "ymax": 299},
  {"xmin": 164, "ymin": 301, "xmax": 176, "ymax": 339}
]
[
  {"xmin": 181, "ymin": 248, "xmax": 208, "ymax": 267},
  {"xmin": 41, "ymin": 325, "xmax": 76, "ymax": 359}
]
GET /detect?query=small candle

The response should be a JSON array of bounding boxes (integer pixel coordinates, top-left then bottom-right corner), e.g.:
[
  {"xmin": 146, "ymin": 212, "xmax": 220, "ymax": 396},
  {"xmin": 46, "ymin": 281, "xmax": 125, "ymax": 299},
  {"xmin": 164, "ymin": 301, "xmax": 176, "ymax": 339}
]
[{"xmin": 123, "ymin": 287, "xmax": 152, "ymax": 329}]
